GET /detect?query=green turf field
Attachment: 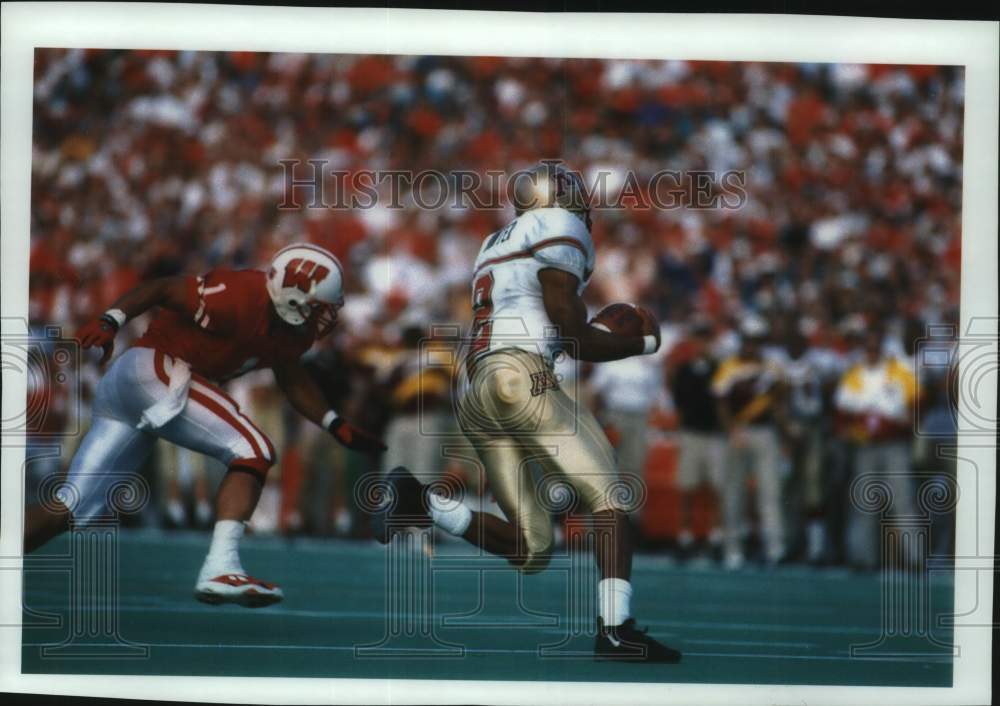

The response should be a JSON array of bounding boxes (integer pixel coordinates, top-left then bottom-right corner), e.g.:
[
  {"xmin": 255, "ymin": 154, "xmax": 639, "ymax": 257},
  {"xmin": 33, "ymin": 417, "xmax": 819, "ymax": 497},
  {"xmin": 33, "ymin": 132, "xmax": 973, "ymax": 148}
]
[{"xmin": 21, "ymin": 529, "xmax": 954, "ymax": 685}]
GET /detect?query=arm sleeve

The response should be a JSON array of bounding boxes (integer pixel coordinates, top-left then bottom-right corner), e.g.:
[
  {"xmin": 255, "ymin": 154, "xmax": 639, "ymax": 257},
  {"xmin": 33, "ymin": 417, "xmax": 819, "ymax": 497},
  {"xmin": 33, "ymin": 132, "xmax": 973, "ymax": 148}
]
[
  {"xmin": 897, "ymin": 363, "xmax": 918, "ymax": 407},
  {"xmin": 533, "ymin": 242, "xmax": 588, "ymax": 281},
  {"xmin": 711, "ymin": 360, "xmax": 733, "ymax": 397},
  {"xmin": 176, "ymin": 275, "xmax": 201, "ymax": 316},
  {"xmin": 833, "ymin": 370, "xmax": 866, "ymax": 413}
]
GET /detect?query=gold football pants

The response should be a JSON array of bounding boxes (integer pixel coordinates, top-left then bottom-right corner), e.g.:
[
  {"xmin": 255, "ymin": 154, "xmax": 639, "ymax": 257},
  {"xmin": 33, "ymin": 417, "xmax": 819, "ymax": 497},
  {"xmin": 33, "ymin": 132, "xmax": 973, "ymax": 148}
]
[{"xmin": 458, "ymin": 349, "xmax": 630, "ymax": 574}]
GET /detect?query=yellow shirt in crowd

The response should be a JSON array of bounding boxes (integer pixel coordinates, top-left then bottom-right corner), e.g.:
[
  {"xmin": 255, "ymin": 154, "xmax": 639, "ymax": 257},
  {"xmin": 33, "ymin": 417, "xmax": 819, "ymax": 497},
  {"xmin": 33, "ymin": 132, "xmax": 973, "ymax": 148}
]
[{"xmin": 834, "ymin": 357, "xmax": 917, "ymax": 442}]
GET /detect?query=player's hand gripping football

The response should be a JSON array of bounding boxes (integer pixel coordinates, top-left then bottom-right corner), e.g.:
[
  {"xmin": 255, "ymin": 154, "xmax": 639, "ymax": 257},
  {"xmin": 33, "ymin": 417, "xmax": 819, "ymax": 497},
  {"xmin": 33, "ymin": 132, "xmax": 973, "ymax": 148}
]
[
  {"xmin": 77, "ymin": 313, "xmax": 121, "ymax": 365},
  {"xmin": 588, "ymin": 302, "xmax": 662, "ymax": 357},
  {"xmin": 328, "ymin": 418, "xmax": 387, "ymax": 453}
]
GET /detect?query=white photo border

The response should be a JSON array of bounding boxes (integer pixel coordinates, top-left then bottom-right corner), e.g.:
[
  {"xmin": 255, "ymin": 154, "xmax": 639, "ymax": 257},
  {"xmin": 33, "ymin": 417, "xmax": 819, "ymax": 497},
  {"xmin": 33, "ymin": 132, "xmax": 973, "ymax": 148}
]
[{"xmin": 1, "ymin": 4, "xmax": 996, "ymax": 705}]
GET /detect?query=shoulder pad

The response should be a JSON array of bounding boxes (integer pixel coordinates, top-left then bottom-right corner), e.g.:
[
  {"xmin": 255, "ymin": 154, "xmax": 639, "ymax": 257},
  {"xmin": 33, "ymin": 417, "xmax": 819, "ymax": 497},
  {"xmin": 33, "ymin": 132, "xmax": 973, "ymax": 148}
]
[{"xmin": 525, "ymin": 207, "xmax": 591, "ymax": 247}]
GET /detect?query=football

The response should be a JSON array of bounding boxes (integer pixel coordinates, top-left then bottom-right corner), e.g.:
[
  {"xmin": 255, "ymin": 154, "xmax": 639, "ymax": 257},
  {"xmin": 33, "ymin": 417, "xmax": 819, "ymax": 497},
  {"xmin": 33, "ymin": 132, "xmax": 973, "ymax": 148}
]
[{"xmin": 589, "ymin": 303, "xmax": 647, "ymax": 336}]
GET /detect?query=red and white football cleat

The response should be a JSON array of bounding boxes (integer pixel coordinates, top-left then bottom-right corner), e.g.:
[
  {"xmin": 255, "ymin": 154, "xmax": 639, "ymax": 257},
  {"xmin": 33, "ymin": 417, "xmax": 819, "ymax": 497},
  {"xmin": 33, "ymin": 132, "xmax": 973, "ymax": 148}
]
[{"xmin": 194, "ymin": 573, "xmax": 284, "ymax": 608}]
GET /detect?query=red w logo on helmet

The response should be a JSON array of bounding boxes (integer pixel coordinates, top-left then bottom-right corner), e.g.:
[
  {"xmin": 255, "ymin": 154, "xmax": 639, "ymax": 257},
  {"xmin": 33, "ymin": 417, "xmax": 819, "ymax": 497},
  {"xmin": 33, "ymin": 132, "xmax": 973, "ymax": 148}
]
[{"xmin": 281, "ymin": 258, "xmax": 330, "ymax": 293}]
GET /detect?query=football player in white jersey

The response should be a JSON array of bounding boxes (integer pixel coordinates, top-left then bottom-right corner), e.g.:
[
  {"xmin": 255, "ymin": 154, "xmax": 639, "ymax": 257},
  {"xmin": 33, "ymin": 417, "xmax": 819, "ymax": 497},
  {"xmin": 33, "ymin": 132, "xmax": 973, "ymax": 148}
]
[{"xmin": 377, "ymin": 162, "xmax": 681, "ymax": 662}]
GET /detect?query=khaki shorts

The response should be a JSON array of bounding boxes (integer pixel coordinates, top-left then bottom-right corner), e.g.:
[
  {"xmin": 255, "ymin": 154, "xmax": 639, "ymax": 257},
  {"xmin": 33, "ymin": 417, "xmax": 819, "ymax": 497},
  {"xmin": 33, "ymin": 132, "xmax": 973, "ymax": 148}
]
[
  {"xmin": 675, "ymin": 430, "xmax": 726, "ymax": 491},
  {"xmin": 458, "ymin": 349, "xmax": 628, "ymax": 573}
]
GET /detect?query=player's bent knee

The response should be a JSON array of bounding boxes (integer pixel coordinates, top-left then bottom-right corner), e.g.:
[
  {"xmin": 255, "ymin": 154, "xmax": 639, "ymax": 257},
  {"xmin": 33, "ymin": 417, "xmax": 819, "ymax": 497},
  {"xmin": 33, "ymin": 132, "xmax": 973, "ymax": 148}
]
[{"xmin": 227, "ymin": 457, "xmax": 274, "ymax": 485}]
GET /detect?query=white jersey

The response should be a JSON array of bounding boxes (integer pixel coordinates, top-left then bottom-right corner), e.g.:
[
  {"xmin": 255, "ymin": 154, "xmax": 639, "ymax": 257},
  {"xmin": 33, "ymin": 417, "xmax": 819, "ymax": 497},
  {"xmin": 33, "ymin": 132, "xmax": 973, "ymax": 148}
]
[{"xmin": 469, "ymin": 207, "xmax": 595, "ymax": 366}]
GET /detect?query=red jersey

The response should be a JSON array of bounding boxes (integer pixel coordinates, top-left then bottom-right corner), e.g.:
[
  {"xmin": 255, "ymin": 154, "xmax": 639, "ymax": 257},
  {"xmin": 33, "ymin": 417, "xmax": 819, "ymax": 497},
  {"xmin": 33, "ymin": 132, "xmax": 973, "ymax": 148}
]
[{"xmin": 134, "ymin": 269, "xmax": 316, "ymax": 382}]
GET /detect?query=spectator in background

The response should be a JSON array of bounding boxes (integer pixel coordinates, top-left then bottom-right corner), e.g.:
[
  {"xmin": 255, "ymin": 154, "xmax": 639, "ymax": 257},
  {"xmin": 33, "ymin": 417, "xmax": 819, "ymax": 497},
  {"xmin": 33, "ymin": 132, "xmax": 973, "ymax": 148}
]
[
  {"xmin": 381, "ymin": 324, "xmax": 454, "ymax": 483},
  {"xmin": 667, "ymin": 316, "xmax": 725, "ymax": 560},
  {"xmin": 780, "ymin": 326, "xmax": 829, "ymax": 564},
  {"xmin": 913, "ymin": 357, "xmax": 958, "ymax": 559},
  {"xmin": 589, "ymin": 345, "xmax": 668, "ymax": 521},
  {"xmin": 712, "ymin": 315, "xmax": 788, "ymax": 569},
  {"xmin": 809, "ymin": 317, "xmax": 866, "ymax": 567},
  {"xmin": 835, "ymin": 329, "xmax": 919, "ymax": 570}
]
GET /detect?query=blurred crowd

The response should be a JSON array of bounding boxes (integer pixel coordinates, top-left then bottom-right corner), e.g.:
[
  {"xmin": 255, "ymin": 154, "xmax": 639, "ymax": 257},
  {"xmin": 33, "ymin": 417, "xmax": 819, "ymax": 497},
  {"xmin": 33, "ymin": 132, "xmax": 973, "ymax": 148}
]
[{"xmin": 27, "ymin": 50, "xmax": 963, "ymax": 569}]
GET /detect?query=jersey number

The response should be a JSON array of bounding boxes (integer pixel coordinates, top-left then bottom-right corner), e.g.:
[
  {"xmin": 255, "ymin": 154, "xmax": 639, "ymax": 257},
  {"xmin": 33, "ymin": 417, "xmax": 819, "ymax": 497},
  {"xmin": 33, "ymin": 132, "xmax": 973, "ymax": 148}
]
[
  {"xmin": 282, "ymin": 258, "xmax": 330, "ymax": 293},
  {"xmin": 484, "ymin": 221, "xmax": 516, "ymax": 251},
  {"xmin": 470, "ymin": 272, "xmax": 495, "ymax": 357}
]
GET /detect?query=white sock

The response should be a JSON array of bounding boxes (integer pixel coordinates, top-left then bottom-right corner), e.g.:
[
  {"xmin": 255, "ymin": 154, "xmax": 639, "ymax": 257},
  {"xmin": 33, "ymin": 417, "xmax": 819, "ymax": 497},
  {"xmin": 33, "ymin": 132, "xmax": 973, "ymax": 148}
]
[
  {"xmin": 199, "ymin": 520, "xmax": 245, "ymax": 579},
  {"xmin": 427, "ymin": 491, "xmax": 472, "ymax": 536},
  {"xmin": 598, "ymin": 578, "xmax": 633, "ymax": 627}
]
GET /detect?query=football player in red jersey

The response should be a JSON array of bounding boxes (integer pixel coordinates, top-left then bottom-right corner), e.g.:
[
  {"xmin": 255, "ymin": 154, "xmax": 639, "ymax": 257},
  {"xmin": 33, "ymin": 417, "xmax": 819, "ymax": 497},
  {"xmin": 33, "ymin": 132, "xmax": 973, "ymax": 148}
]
[{"xmin": 24, "ymin": 244, "xmax": 385, "ymax": 607}]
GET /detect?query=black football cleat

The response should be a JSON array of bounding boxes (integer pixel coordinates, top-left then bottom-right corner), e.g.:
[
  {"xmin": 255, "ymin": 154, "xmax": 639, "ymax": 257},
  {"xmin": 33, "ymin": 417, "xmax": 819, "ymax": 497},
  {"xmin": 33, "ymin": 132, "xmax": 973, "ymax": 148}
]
[
  {"xmin": 594, "ymin": 618, "xmax": 682, "ymax": 663},
  {"xmin": 372, "ymin": 466, "xmax": 432, "ymax": 544}
]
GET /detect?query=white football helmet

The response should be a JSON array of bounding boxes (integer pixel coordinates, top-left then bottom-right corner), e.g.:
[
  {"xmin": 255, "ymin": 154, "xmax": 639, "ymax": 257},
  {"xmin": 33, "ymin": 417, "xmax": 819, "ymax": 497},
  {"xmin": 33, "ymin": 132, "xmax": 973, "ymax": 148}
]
[
  {"xmin": 266, "ymin": 243, "xmax": 344, "ymax": 336},
  {"xmin": 512, "ymin": 161, "xmax": 592, "ymax": 231}
]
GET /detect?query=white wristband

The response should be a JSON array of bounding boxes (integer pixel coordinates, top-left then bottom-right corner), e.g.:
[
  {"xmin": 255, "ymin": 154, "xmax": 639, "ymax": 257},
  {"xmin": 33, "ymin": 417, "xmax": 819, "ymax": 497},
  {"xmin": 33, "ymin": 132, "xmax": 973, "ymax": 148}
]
[
  {"xmin": 321, "ymin": 410, "xmax": 339, "ymax": 429},
  {"xmin": 642, "ymin": 335, "xmax": 658, "ymax": 354},
  {"xmin": 104, "ymin": 308, "xmax": 127, "ymax": 327}
]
